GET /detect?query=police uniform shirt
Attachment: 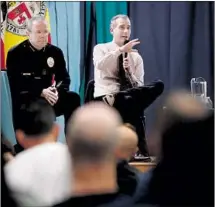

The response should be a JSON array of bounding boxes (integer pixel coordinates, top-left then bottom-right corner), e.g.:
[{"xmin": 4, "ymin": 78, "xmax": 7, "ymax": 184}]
[
  {"xmin": 93, "ymin": 41, "xmax": 144, "ymax": 98},
  {"xmin": 6, "ymin": 40, "xmax": 70, "ymax": 103}
]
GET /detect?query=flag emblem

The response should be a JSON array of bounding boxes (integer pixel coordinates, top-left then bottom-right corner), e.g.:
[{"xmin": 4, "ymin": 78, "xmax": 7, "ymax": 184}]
[{"xmin": 6, "ymin": 2, "xmax": 46, "ymax": 36}]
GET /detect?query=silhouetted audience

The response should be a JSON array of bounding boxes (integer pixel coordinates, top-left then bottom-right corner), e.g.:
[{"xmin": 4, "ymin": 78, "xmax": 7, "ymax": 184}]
[
  {"xmin": 137, "ymin": 90, "xmax": 214, "ymax": 206},
  {"xmin": 4, "ymin": 100, "xmax": 72, "ymax": 206},
  {"xmin": 2, "ymin": 166, "xmax": 18, "ymax": 207},
  {"xmin": 54, "ymin": 102, "xmax": 136, "ymax": 207},
  {"xmin": 3, "ymin": 90, "xmax": 213, "ymax": 207},
  {"xmin": 116, "ymin": 124, "xmax": 140, "ymax": 196},
  {"xmin": 2, "ymin": 134, "xmax": 17, "ymax": 207},
  {"xmin": 2, "ymin": 134, "xmax": 15, "ymax": 166}
]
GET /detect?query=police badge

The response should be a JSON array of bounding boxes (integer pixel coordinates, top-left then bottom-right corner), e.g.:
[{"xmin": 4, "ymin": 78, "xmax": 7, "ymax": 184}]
[{"xmin": 47, "ymin": 57, "xmax": 54, "ymax": 68}]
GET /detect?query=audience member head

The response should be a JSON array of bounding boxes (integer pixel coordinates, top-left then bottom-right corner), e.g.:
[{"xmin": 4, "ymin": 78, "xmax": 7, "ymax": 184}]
[
  {"xmin": 67, "ymin": 102, "xmax": 122, "ymax": 165},
  {"xmin": 144, "ymin": 90, "xmax": 214, "ymax": 206},
  {"xmin": 115, "ymin": 123, "xmax": 138, "ymax": 161},
  {"xmin": 110, "ymin": 14, "xmax": 131, "ymax": 46},
  {"xmin": 149, "ymin": 89, "xmax": 209, "ymax": 157},
  {"xmin": 159, "ymin": 90, "xmax": 211, "ymax": 160},
  {"xmin": 66, "ymin": 102, "xmax": 122, "ymax": 195},
  {"xmin": 16, "ymin": 99, "xmax": 59, "ymax": 149}
]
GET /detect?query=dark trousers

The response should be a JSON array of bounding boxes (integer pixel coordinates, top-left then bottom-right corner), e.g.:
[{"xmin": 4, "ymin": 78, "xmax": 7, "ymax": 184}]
[
  {"xmin": 12, "ymin": 91, "xmax": 80, "ymax": 153},
  {"xmin": 53, "ymin": 91, "xmax": 80, "ymax": 132},
  {"xmin": 95, "ymin": 80, "xmax": 164, "ymax": 156}
]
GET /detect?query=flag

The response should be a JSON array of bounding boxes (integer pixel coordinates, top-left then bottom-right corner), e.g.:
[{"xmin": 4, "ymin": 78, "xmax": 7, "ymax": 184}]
[
  {"xmin": 1, "ymin": 2, "xmax": 51, "ymax": 69},
  {"xmin": 1, "ymin": 2, "xmax": 6, "ymax": 68}
]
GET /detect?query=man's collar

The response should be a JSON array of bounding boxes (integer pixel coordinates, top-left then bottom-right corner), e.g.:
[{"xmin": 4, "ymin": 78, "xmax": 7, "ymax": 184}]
[
  {"xmin": 28, "ymin": 40, "xmax": 46, "ymax": 52},
  {"xmin": 111, "ymin": 40, "xmax": 119, "ymax": 47}
]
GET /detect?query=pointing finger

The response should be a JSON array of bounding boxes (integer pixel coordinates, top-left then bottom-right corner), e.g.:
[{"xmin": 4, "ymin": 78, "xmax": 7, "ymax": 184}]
[
  {"xmin": 130, "ymin": 38, "xmax": 139, "ymax": 43},
  {"xmin": 132, "ymin": 41, "xmax": 140, "ymax": 47}
]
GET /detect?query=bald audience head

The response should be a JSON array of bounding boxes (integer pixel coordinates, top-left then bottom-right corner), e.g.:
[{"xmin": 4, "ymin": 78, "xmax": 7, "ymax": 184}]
[
  {"xmin": 115, "ymin": 123, "xmax": 138, "ymax": 161},
  {"xmin": 159, "ymin": 90, "xmax": 209, "ymax": 133},
  {"xmin": 149, "ymin": 89, "xmax": 210, "ymax": 156},
  {"xmin": 67, "ymin": 102, "xmax": 122, "ymax": 165}
]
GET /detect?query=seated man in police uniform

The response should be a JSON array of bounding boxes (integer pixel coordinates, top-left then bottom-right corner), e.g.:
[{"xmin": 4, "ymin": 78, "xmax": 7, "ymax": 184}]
[
  {"xmin": 93, "ymin": 14, "xmax": 164, "ymax": 158},
  {"xmin": 6, "ymin": 16, "xmax": 80, "ymax": 152}
]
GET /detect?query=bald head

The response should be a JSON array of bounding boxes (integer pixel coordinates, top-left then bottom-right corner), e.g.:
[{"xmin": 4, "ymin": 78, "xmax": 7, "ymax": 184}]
[
  {"xmin": 166, "ymin": 90, "xmax": 207, "ymax": 117},
  {"xmin": 159, "ymin": 90, "xmax": 209, "ymax": 131},
  {"xmin": 68, "ymin": 102, "xmax": 122, "ymax": 137},
  {"xmin": 150, "ymin": 89, "xmax": 211, "ymax": 156},
  {"xmin": 115, "ymin": 124, "xmax": 138, "ymax": 160},
  {"xmin": 67, "ymin": 102, "xmax": 122, "ymax": 164}
]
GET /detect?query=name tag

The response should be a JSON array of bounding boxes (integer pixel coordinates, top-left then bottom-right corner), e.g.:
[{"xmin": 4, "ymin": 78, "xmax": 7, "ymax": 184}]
[
  {"xmin": 22, "ymin": 73, "xmax": 31, "ymax": 76},
  {"xmin": 20, "ymin": 91, "xmax": 29, "ymax": 94}
]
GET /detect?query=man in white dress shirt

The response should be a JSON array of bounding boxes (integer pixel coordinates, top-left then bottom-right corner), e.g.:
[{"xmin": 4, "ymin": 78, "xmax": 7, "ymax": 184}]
[{"xmin": 93, "ymin": 14, "xmax": 164, "ymax": 158}]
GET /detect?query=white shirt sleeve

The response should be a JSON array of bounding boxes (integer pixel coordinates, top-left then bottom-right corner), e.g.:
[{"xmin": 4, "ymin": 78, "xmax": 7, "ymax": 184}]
[
  {"xmin": 93, "ymin": 44, "xmax": 122, "ymax": 73},
  {"xmin": 131, "ymin": 55, "xmax": 144, "ymax": 86}
]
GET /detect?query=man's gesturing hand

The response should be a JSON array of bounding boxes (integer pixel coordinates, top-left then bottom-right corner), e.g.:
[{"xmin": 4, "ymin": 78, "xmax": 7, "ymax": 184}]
[
  {"xmin": 119, "ymin": 39, "xmax": 140, "ymax": 53},
  {"xmin": 41, "ymin": 87, "xmax": 59, "ymax": 106}
]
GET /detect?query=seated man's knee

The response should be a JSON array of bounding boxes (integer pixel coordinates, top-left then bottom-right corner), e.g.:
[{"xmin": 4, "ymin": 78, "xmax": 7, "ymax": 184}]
[
  {"xmin": 154, "ymin": 80, "xmax": 164, "ymax": 96},
  {"xmin": 115, "ymin": 94, "xmax": 135, "ymax": 115}
]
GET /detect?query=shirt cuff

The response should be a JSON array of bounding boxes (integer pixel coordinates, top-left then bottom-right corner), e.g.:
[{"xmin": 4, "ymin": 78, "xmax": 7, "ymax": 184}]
[{"xmin": 130, "ymin": 73, "xmax": 143, "ymax": 86}]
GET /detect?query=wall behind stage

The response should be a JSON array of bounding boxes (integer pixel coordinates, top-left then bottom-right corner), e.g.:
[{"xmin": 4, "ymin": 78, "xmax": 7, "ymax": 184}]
[
  {"xmin": 47, "ymin": 2, "xmax": 81, "ymax": 94},
  {"xmin": 47, "ymin": 2, "xmax": 81, "ymax": 142}
]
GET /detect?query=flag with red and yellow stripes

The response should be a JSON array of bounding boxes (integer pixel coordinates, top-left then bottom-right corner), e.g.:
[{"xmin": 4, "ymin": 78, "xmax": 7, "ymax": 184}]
[{"xmin": 1, "ymin": 1, "xmax": 51, "ymax": 69}]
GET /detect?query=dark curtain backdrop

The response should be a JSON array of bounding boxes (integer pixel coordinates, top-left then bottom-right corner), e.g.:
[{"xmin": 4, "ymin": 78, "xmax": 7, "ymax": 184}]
[
  {"xmin": 95, "ymin": 2, "xmax": 128, "ymax": 43},
  {"xmin": 129, "ymin": 1, "xmax": 214, "ymax": 134},
  {"xmin": 80, "ymin": 2, "xmax": 97, "ymax": 103}
]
